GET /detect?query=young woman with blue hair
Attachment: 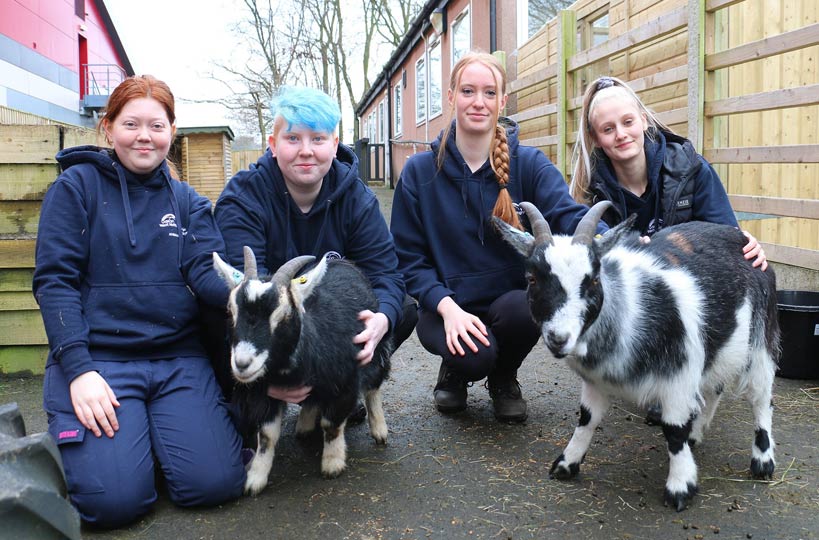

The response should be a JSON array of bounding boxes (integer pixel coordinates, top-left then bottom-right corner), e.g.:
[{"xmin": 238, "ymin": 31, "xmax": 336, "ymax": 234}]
[{"xmin": 215, "ymin": 86, "xmax": 416, "ymax": 409}]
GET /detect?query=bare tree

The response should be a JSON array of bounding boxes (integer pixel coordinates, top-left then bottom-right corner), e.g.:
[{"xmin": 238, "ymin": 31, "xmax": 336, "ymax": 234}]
[
  {"xmin": 373, "ymin": 0, "xmax": 424, "ymax": 47},
  {"xmin": 205, "ymin": 0, "xmax": 312, "ymax": 146},
  {"xmin": 209, "ymin": 0, "xmax": 423, "ymax": 144},
  {"xmin": 527, "ymin": 0, "xmax": 572, "ymax": 37}
]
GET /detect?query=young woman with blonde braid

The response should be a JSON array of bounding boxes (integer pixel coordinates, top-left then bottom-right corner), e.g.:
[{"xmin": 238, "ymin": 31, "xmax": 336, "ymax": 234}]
[{"xmin": 390, "ymin": 52, "xmax": 608, "ymax": 422}]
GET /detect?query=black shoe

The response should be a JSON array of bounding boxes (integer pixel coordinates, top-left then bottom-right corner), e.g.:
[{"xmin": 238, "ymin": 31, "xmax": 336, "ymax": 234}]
[
  {"xmin": 487, "ymin": 373, "xmax": 527, "ymax": 423},
  {"xmin": 433, "ymin": 363, "xmax": 467, "ymax": 413},
  {"xmin": 348, "ymin": 401, "xmax": 367, "ymax": 424}
]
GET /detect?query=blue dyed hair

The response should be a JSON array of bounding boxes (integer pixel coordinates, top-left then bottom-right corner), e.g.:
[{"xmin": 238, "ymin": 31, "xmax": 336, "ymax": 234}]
[{"xmin": 270, "ymin": 86, "xmax": 341, "ymax": 135}]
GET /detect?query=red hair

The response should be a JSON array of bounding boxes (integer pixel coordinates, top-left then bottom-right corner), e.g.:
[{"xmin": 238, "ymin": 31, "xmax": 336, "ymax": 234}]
[{"xmin": 98, "ymin": 75, "xmax": 179, "ymax": 177}]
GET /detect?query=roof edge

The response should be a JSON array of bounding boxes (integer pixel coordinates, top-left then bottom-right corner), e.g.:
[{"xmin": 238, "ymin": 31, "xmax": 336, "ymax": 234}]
[
  {"xmin": 355, "ymin": 0, "xmax": 448, "ymax": 116},
  {"xmin": 94, "ymin": 0, "xmax": 135, "ymax": 76}
]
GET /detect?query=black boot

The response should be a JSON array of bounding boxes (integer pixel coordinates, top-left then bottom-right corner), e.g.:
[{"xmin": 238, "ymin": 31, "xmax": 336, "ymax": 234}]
[
  {"xmin": 487, "ymin": 371, "xmax": 527, "ymax": 423},
  {"xmin": 433, "ymin": 362, "xmax": 468, "ymax": 413}
]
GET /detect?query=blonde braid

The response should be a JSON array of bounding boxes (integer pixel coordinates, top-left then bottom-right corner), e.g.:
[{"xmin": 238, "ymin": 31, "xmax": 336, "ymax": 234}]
[{"xmin": 490, "ymin": 124, "xmax": 522, "ymax": 230}]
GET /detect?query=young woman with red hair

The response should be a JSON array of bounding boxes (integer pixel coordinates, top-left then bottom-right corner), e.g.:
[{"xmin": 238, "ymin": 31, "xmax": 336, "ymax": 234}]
[{"xmin": 33, "ymin": 75, "xmax": 245, "ymax": 528}]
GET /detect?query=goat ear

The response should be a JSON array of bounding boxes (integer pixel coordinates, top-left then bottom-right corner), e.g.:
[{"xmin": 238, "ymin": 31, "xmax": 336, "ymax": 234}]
[
  {"xmin": 492, "ymin": 216, "xmax": 536, "ymax": 257},
  {"xmin": 594, "ymin": 214, "xmax": 640, "ymax": 255},
  {"xmin": 290, "ymin": 254, "xmax": 329, "ymax": 308},
  {"xmin": 213, "ymin": 252, "xmax": 244, "ymax": 290}
]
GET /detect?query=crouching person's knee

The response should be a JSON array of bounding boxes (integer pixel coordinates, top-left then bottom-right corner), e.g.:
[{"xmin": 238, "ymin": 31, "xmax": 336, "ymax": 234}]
[
  {"xmin": 72, "ymin": 483, "xmax": 155, "ymax": 529},
  {"xmin": 167, "ymin": 460, "xmax": 246, "ymax": 507}
]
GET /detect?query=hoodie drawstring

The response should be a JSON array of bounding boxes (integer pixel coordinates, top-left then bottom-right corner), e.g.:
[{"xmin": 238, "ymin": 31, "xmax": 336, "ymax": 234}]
[
  {"xmin": 113, "ymin": 163, "xmax": 137, "ymax": 247},
  {"xmin": 166, "ymin": 176, "xmax": 184, "ymax": 270}
]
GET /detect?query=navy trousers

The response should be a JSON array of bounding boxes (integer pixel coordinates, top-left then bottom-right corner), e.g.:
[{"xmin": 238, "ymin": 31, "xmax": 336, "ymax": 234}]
[
  {"xmin": 43, "ymin": 356, "xmax": 246, "ymax": 528},
  {"xmin": 415, "ymin": 289, "xmax": 541, "ymax": 381}
]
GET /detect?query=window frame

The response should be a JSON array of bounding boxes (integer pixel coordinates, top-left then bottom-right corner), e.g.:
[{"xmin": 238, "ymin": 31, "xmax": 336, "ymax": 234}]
[
  {"xmin": 415, "ymin": 56, "xmax": 426, "ymax": 125},
  {"xmin": 428, "ymin": 38, "xmax": 443, "ymax": 120},
  {"xmin": 393, "ymin": 84, "xmax": 402, "ymax": 138},
  {"xmin": 451, "ymin": 8, "xmax": 471, "ymax": 65}
]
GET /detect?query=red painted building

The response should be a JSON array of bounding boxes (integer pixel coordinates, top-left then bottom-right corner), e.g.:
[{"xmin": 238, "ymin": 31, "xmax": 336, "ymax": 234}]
[{"xmin": 0, "ymin": 0, "xmax": 133, "ymax": 127}]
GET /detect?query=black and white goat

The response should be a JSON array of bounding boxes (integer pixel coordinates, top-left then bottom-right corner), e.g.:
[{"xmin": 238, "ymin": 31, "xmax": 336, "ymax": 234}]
[
  {"xmin": 494, "ymin": 202, "xmax": 779, "ymax": 511},
  {"xmin": 213, "ymin": 247, "xmax": 392, "ymax": 495}
]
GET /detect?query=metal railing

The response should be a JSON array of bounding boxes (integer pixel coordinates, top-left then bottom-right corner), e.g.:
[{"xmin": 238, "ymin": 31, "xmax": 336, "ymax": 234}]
[{"xmin": 81, "ymin": 64, "xmax": 127, "ymax": 111}]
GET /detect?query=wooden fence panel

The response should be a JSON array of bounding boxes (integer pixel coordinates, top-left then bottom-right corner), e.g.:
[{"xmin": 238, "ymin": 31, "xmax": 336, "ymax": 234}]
[
  {"xmin": 0, "ymin": 124, "xmax": 96, "ymax": 374},
  {"xmin": 510, "ymin": 0, "xmax": 819, "ymax": 268}
]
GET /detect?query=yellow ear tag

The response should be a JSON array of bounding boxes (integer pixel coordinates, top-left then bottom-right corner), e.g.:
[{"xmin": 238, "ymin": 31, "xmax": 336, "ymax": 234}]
[{"xmin": 296, "ymin": 275, "xmax": 308, "ymax": 284}]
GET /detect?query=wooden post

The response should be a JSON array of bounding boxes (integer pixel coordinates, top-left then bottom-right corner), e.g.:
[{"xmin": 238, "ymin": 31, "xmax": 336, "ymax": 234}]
[
  {"xmin": 557, "ymin": 9, "xmax": 576, "ymax": 179},
  {"xmin": 687, "ymin": 0, "xmax": 705, "ymax": 152}
]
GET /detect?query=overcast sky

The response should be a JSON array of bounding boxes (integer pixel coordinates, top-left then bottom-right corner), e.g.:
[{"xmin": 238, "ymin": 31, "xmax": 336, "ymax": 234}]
[{"xmin": 105, "ymin": 0, "xmax": 244, "ymax": 133}]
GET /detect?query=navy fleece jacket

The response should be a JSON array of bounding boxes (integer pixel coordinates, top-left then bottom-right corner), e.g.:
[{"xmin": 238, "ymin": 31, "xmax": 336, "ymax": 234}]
[
  {"xmin": 214, "ymin": 144, "xmax": 405, "ymax": 330},
  {"xmin": 33, "ymin": 146, "xmax": 230, "ymax": 383},
  {"xmin": 391, "ymin": 119, "xmax": 607, "ymax": 315}
]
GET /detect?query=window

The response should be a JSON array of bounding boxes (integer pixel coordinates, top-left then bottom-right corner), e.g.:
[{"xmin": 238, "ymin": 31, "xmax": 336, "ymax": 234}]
[
  {"xmin": 428, "ymin": 39, "xmax": 442, "ymax": 118},
  {"xmin": 378, "ymin": 99, "xmax": 387, "ymax": 143},
  {"xmin": 415, "ymin": 57, "xmax": 426, "ymax": 124},
  {"xmin": 451, "ymin": 9, "xmax": 470, "ymax": 64},
  {"xmin": 75, "ymin": 0, "xmax": 86, "ymax": 19},
  {"xmin": 590, "ymin": 14, "xmax": 609, "ymax": 47},
  {"xmin": 393, "ymin": 84, "xmax": 402, "ymax": 137},
  {"xmin": 368, "ymin": 111, "xmax": 376, "ymax": 142}
]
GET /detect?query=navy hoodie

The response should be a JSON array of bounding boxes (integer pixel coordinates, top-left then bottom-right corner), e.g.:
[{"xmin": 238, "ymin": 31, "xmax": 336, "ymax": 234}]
[
  {"xmin": 33, "ymin": 146, "xmax": 230, "ymax": 383},
  {"xmin": 214, "ymin": 144, "xmax": 405, "ymax": 330},
  {"xmin": 588, "ymin": 129, "xmax": 738, "ymax": 235},
  {"xmin": 391, "ymin": 119, "xmax": 607, "ymax": 315}
]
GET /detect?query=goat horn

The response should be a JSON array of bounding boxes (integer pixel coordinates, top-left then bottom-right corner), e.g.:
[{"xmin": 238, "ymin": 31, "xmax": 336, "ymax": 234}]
[
  {"xmin": 520, "ymin": 202, "xmax": 553, "ymax": 246},
  {"xmin": 243, "ymin": 246, "xmax": 258, "ymax": 280},
  {"xmin": 572, "ymin": 201, "xmax": 613, "ymax": 246},
  {"xmin": 273, "ymin": 255, "xmax": 317, "ymax": 286}
]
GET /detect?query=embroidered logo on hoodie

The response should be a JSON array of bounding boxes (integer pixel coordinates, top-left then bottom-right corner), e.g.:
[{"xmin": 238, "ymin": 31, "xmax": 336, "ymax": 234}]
[
  {"xmin": 160, "ymin": 213, "xmax": 177, "ymax": 228},
  {"xmin": 160, "ymin": 213, "xmax": 185, "ymax": 237}
]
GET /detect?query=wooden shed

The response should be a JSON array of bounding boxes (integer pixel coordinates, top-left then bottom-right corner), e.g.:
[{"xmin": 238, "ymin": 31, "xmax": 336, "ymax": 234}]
[{"xmin": 172, "ymin": 126, "xmax": 234, "ymax": 204}]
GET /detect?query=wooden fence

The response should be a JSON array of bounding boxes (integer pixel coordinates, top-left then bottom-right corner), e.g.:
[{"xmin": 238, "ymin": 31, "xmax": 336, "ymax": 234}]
[
  {"xmin": 231, "ymin": 149, "xmax": 265, "ymax": 176},
  {"xmin": 0, "ymin": 124, "xmax": 98, "ymax": 375},
  {"xmin": 509, "ymin": 0, "xmax": 818, "ymax": 271}
]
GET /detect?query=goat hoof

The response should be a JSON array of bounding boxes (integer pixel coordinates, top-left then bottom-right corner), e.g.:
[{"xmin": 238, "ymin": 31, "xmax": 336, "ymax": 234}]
[
  {"xmin": 750, "ymin": 458, "xmax": 775, "ymax": 480},
  {"xmin": 369, "ymin": 423, "xmax": 388, "ymax": 445},
  {"xmin": 663, "ymin": 483, "xmax": 697, "ymax": 512},
  {"xmin": 549, "ymin": 454, "xmax": 579, "ymax": 480},
  {"xmin": 372, "ymin": 434, "xmax": 388, "ymax": 445},
  {"xmin": 321, "ymin": 459, "xmax": 346, "ymax": 479},
  {"xmin": 244, "ymin": 474, "xmax": 269, "ymax": 496}
]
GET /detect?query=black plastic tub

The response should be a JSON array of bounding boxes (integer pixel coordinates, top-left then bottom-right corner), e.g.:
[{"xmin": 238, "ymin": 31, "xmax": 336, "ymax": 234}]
[{"xmin": 776, "ymin": 290, "xmax": 819, "ymax": 380}]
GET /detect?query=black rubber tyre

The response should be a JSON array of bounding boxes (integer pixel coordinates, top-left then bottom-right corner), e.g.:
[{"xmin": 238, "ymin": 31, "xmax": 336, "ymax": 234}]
[{"xmin": 0, "ymin": 402, "xmax": 81, "ymax": 540}]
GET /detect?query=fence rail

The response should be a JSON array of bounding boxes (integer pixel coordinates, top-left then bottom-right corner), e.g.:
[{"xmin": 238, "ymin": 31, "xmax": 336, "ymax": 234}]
[{"xmin": 509, "ymin": 0, "xmax": 818, "ymax": 270}]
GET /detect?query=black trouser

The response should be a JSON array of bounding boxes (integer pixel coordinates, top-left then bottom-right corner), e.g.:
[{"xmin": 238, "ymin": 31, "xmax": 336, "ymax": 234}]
[{"xmin": 415, "ymin": 290, "xmax": 541, "ymax": 382}]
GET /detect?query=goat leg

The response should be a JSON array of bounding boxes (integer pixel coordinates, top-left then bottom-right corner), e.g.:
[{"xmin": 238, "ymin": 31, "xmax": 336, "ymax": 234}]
[
  {"xmin": 365, "ymin": 387, "xmax": 388, "ymax": 445},
  {"xmin": 320, "ymin": 417, "xmax": 347, "ymax": 478},
  {"xmin": 245, "ymin": 408, "xmax": 284, "ymax": 495},
  {"xmin": 550, "ymin": 381, "xmax": 608, "ymax": 480}
]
